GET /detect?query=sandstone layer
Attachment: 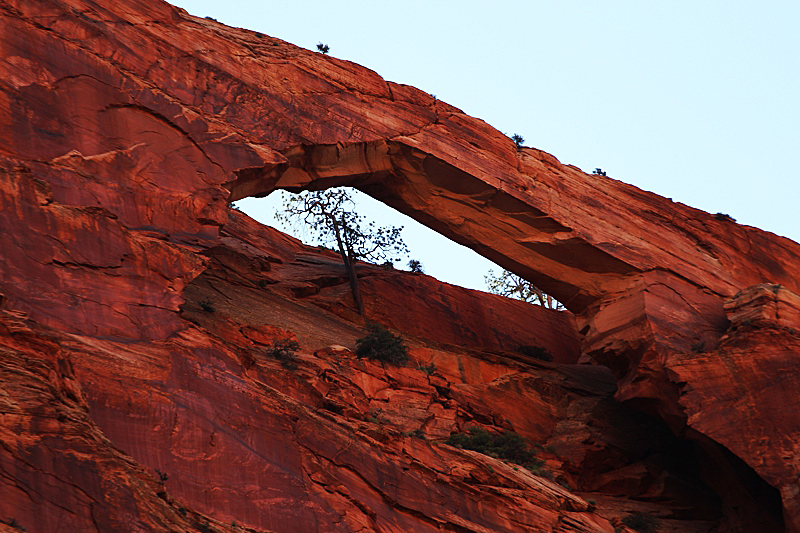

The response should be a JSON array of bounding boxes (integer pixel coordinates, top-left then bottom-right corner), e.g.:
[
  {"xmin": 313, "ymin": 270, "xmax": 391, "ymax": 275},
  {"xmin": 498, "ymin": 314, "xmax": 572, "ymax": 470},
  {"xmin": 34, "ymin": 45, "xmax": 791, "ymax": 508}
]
[{"xmin": 1, "ymin": 0, "xmax": 799, "ymax": 531}]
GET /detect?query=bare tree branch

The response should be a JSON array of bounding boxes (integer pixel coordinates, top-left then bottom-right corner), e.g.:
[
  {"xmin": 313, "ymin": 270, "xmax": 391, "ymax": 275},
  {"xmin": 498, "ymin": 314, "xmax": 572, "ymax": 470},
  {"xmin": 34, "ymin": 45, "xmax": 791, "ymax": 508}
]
[{"xmin": 484, "ymin": 269, "xmax": 563, "ymax": 310}]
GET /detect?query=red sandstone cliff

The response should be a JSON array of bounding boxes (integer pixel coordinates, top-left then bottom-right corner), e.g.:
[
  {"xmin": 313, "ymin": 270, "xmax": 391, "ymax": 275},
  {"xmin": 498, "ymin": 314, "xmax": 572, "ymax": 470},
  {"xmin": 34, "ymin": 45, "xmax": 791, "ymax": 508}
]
[{"xmin": 1, "ymin": 0, "xmax": 799, "ymax": 532}]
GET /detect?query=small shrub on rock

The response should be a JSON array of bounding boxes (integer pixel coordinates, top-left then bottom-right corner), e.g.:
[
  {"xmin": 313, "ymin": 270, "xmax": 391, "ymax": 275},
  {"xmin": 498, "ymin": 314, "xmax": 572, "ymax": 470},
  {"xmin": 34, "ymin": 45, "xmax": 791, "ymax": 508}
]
[
  {"xmin": 196, "ymin": 521, "xmax": 214, "ymax": 533},
  {"xmin": 446, "ymin": 428, "xmax": 542, "ymax": 470},
  {"xmin": 267, "ymin": 339, "xmax": 301, "ymax": 370},
  {"xmin": 356, "ymin": 322, "xmax": 408, "ymax": 365},
  {"xmin": 405, "ymin": 429, "xmax": 426, "ymax": 439},
  {"xmin": 367, "ymin": 408, "xmax": 388, "ymax": 425},
  {"xmin": 199, "ymin": 299, "xmax": 215, "ymax": 313},
  {"xmin": 714, "ymin": 212, "xmax": 736, "ymax": 222},
  {"xmin": 517, "ymin": 345, "xmax": 554, "ymax": 362},
  {"xmin": 418, "ymin": 362, "xmax": 436, "ymax": 375},
  {"xmin": 3, "ymin": 519, "xmax": 26, "ymax": 532}
]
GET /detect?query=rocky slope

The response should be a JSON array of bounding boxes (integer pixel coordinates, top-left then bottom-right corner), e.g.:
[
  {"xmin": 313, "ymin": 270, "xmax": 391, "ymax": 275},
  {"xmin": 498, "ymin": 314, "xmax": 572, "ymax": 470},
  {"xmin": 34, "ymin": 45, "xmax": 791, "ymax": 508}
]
[
  {"xmin": 0, "ymin": 212, "xmax": 724, "ymax": 533},
  {"xmin": 1, "ymin": 0, "xmax": 799, "ymax": 531}
]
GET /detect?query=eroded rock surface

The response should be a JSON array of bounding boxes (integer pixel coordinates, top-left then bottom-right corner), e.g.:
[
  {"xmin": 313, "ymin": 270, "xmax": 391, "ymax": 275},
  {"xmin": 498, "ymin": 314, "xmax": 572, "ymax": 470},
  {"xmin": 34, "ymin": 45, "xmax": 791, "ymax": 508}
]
[
  {"xmin": 1, "ymin": 0, "xmax": 799, "ymax": 531},
  {"xmin": 0, "ymin": 215, "xmax": 728, "ymax": 533}
]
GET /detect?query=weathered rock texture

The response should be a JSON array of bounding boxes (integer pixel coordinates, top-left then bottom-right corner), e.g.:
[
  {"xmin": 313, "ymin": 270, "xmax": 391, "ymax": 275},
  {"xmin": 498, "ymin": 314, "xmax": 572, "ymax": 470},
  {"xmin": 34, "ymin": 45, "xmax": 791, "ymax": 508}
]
[{"xmin": 1, "ymin": 0, "xmax": 799, "ymax": 532}]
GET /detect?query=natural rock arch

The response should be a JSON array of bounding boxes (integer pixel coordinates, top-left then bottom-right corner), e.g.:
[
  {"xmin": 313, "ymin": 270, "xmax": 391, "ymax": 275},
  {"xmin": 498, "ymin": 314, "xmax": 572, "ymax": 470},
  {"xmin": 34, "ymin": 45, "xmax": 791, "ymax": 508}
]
[
  {"xmin": 2, "ymin": 0, "xmax": 800, "ymax": 529},
  {"xmin": 224, "ymin": 139, "xmax": 800, "ymax": 532},
  {"xmin": 224, "ymin": 137, "xmax": 798, "ymax": 372},
  {"xmin": 228, "ymin": 139, "xmax": 638, "ymax": 313}
]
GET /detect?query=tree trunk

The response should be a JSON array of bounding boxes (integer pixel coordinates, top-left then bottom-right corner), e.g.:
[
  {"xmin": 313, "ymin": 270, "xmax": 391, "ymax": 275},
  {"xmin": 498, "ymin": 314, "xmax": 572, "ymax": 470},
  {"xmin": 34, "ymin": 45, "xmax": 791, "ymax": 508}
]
[
  {"xmin": 344, "ymin": 256, "xmax": 366, "ymax": 316},
  {"xmin": 331, "ymin": 216, "xmax": 366, "ymax": 316}
]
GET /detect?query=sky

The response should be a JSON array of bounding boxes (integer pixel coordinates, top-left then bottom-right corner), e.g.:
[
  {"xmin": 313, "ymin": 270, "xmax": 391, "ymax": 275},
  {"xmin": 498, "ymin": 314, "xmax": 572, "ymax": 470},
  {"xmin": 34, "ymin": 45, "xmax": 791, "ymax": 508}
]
[{"xmin": 173, "ymin": 0, "xmax": 799, "ymax": 291}]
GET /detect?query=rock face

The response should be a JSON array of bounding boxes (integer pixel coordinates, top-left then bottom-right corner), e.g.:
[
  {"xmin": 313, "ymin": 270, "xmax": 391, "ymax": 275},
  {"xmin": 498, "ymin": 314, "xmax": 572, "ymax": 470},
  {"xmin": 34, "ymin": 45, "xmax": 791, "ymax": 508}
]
[{"xmin": 0, "ymin": 0, "xmax": 799, "ymax": 532}]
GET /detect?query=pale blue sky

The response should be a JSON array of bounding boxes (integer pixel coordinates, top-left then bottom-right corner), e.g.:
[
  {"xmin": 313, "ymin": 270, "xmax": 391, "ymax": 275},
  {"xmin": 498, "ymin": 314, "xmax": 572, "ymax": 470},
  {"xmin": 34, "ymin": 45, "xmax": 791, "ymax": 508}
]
[{"xmin": 173, "ymin": 0, "xmax": 799, "ymax": 291}]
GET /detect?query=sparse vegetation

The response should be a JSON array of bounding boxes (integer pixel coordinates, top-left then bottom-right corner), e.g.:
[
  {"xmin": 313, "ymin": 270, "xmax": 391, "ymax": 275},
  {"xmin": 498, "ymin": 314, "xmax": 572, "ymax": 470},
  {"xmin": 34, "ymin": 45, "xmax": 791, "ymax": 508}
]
[
  {"xmin": 593, "ymin": 168, "xmax": 607, "ymax": 176},
  {"xmin": 517, "ymin": 345, "xmax": 554, "ymax": 362},
  {"xmin": 267, "ymin": 339, "xmax": 301, "ymax": 370},
  {"xmin": 621, "ymin": 512, "xmax": 661, "ymax": 533},
  {"xmin": 445, "ymin": 428, "xmax": 543, "ymax": 470},
  {"xmin": 367, "ymin": 408, "xmax": 389, "ymax": 425},
  {"xmin": 155, "ymin": 469, "xmax": 168, "ymax": 483},
  {"xmin": 511, "ymin": 133, "xmax": 524, "ymax": 150},
  {"xmin": 316, "ymin": 42, "xmax": 330, "ymax": 54},
  {"xmin": 408, "ymin": 259, "xmax": 424, "ymax": 273},
  {"xmin": 418, "ymin": 362, "xmax": 436, "ymax": 375},
  {"xmin": 714, "ymin": 212, "xmax": 736, "ymax": 222},
  {"xmin": 485, "ymin": 269, "xmax": 563, "ymax": 309},
  {"xmin": 690, "ymin": 341, "xmax": 705, "ymax": 353},
  {"xmin": 405, "ymin": 429, "xmax": 426, "ymax": 439},
  {"xmin": 355, "ymin": 322, "xmax": 409, "ymax": 365},
  {"xmin": 3, "ymin": 519, "xmax": 26, "ymax": 532},
  {"xmin": 199, "ymin": 299, "xmax": 215, "ymax": 313}
]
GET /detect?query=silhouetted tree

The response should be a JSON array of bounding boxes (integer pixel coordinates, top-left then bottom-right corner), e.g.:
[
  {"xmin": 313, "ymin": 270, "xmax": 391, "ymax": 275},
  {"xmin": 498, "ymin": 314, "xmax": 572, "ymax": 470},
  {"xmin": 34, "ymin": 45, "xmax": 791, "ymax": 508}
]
[
  {"xmin": 485, "ymin": 269, "xmax": 563, "ymax": 309},
  {"xmin": 276, "ymin": 188, "xmax": 408, "ymax": 315}
]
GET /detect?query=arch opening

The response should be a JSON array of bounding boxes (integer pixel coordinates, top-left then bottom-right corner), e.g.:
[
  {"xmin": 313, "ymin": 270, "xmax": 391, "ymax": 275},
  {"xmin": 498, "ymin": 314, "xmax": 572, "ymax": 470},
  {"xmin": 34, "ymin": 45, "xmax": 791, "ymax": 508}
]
[
  {"xmin": 226, "ymin": 140, "xmax": 642, "ymax": 315},
  {"xmin": 223, "ymin": 139, "xmax": 797, "ymax": 532}
]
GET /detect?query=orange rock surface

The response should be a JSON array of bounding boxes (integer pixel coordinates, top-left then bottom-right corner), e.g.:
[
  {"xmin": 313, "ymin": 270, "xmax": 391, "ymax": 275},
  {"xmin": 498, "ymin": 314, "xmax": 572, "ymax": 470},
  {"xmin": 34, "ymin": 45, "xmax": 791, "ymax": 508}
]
[{"xmin": 1, "ymin": 0, "xmax": 799, "ymax": 531}]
